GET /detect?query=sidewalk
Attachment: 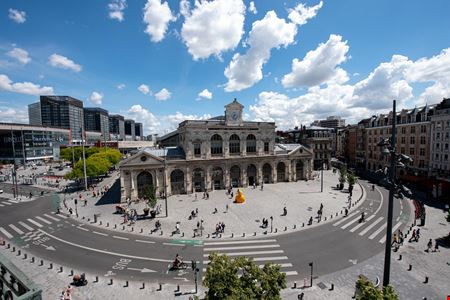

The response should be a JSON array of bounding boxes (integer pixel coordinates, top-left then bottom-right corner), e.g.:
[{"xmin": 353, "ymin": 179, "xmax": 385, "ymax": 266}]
[{"xmin": 66, "ymin": 170, "xmax": 365, "ymax": 240}]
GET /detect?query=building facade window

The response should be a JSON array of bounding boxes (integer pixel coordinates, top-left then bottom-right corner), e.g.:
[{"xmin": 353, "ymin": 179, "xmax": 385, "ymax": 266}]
[
  {"xmin": 194, "ymin": 143, "xmax": 201, "ymax": 157},
  {"xmin": 211, "ymin": 134, "xmax": 223, "ymax": 155},
  {"xmin": 420, "ymin": 125, "xmax": 427, "ymax": 133},
  {"xmin": 419, "ymin": 148, "xmax": 425, "ymax": 156},
  {"xmin": 410, "ymin": 147, "xmax": 414, "ymax": 155},
  {"xmin": 420, "ymin": 136, "xmax": 426, "ymax": 144},
  {"xmin": 401, "ymin": 127, "xmax": 406, "ymax": 134},
  {"xmin": 410, "ymin": 126, "xmax": 416, "ymax": 134},
  {"xmin": 229, "ymin": 134, "xmax": 240, "ymax": 154},
  {"xmin": 410, "ymin": 136, "xmax": 415, "ymax": 144},
  {"xmin": 401, "ymin": 136, "xmax": 406, "ymax": 144},
  {"xmin": 246, "ymin": 134, "xmax": 256, "ymax": 153},
  {"xmin": 264, "ymin": 142, "xmax": 269, "ymax": 153}
]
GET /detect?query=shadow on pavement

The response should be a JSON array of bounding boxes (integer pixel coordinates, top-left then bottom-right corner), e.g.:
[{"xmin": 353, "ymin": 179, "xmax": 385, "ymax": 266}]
[{"xmin": 95, "ymin": 179, "xmax": 120, "ymax": 206}]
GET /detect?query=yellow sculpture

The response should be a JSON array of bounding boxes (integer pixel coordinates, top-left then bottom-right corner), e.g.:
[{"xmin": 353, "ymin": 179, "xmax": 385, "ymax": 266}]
[{"xmin": 234, "ymin": 189, "xmax": 245, "ymax": 203}]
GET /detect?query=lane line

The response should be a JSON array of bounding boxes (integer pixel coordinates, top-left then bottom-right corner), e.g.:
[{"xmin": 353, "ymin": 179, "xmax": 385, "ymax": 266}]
[
  {"xmin": 204, "ymin": 239, "xmax": 277, "ymax": 246},
  {"xmin": 8, "ymin": 224, "xmax": 24, "ymax": 235},
  {"xmin": 136, "ymin": 240, "xmax": 156, "ymax": 244},
  {"xmin": 359, "ymin": 217, "xmax": 383, "ymax": 236},
  {"xmin": 203, "ymin": 250, "xmax": 284, "ymax": 257},
  {"xmin": 18, "ymin": 221, "xmax": 34, "ymax": 231},
  {"xmin": 0, "ymin": 227, "xmax": 13, "ymax": 239},
  {"xmin": 378, "ymin": 221, "xmax": 403, "ymax": 244},
  {"xmin": 204, "ymin": 244, "xmax": 280, "ymax": 251},
  {"xmin": 202, "ymin": 263, "xmax": 295, "ymax": 273},
  {"xmin": 35, "ymin": 216, "xmax": 52, "ymax": 225},
  {"xmin": 163, "ymin": 243, "xmax": 185, "ymax": 247},
  {"xmin": 38, "ymin": 229, "xmax": 173, "ymax": 263},
  {"xmin": 92, "ymin": 231, "xmax": 108, "ymax": 237},
  {"xmin": 44, "ymin": 214, "xmax": 60, "ymax": 222},
  {"xmin": 203, "ymin": 256, "xmax": 289, "ymax": 265},
  {"xmin": 113, "ymin": 235, "xmax": 129, "ymax": 240},
  {"xmin": 368, "ymin": 223, "xmax": 387, "ymax": 240},
  {"xmin": 333, "ymin": 210, "xmax": 360, "ymax": 226},
  {"xmin": 77, "ymin": 226, "xmax": 89, "ymax": 232},
  {"xmin": 27, "ymin": 219, "xmax": 43, "ymax": 228}
]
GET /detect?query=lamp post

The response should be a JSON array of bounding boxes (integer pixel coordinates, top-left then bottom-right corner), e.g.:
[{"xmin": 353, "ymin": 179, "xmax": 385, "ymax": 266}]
[
  {"xmin": 320, "ymin": 160, "xmax": 324, "ymax": 193},
  {"xmin": 163, "ymin": 150, "xmax": 168, "ymax": 218},
  {"xmin": 309, "ymin": 262, "xmax": 314, "ymax": 287},
  {"xmin": 80, "ymin": 127, "xmax": 88, "ymax": 190}
]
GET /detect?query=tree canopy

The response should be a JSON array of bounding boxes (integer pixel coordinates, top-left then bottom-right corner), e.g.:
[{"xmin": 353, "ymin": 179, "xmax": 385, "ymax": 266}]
[
  {"xmin": 203, "ymin": 253, "xmax": 286, "ymax": 300},
  {"xmin": 355, "ymin": 276, "xmax": 399, "ymax": 300}
]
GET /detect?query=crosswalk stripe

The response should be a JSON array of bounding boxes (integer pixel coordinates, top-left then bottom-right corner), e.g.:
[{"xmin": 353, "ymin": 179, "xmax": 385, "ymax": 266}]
[
  {"xmin": 8, "ymin": 224, "xmax": 24, "ymax": 235},
  {"xmin": 27, "ymin": 218, "xmax": 43, "ymax": 228},
  {"xmin": 0, "ymin": 204, "xmax": 4, "ymax": 207},
  {"xmin": 283, "ymin": 271, "xmax": 298, "ymax": 276},
  {"xmin": 8, "ymin": 200, "xmax": 19, "ymax": 204},
  {"xmin": 203, "ymin": 250, "xmax": 284, "ymax": 257},
  {"xmin": 368, "ymin": 223, "xmax": 387, "ymax": 240},
  {"xmin": 2, "ymin": 202, "xmax": 12, "ymax": 205},
  {"xmin": 203, "ymin": 256, "xmax": 289, "ymax": 264},
  {"xmin": 349, "ymin": 214, "xmax": 376, "ymax": 233},
  {"xmin": 0, "ymin": 227, "xmax": 13, "ymax": 238},
  {"xmin": 35, "ymin": 216, "xmax": 51, "ymax": 224},
  {"xmin": 18, "ymin": 221, "xmax": 34, "ymax": 231},
  {"xmin": 378, "ymin": 221, "xmax": 403, "ymax": 244},
  {"xmin": 53, "ymin": 213, "xmax": 68, "ymax": 219},
  {"xmin": 341, "ymin": 215, "xmax": 363, "ymax": 229},
  {"xmin": 43, "ymin": 214, "xmax": 60, "ymax": 221},
  {"xmin": 204, "ymin": 244, "xmax": 280, "ymax": 251},
  {"xmin": 359, "ymin": 217, "xmax": 383, "ymax": 236},
  {"xmin": 204, "ymin": 239, "xmax": 277, "ymax": 246},
  {"xmin": 333, "ymin": 210, "xmax": 360, "ymax": 226},
  {"xmin": 202, "ymin": 263, "xmax": 294, "ymax": 273}
]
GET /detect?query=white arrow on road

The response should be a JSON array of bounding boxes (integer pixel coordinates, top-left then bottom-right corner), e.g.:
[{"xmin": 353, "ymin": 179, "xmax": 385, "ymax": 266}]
[
  {"xmin": 127, "ymin": 267, "xmax": 156, "ymax": 273},
  {"xmin": 349, "ymin": 259, "xmax": 358, "ymax": 265},
  {"xmin": 41, "ymin": 244, "xmax": 56, "ymax": 251}
]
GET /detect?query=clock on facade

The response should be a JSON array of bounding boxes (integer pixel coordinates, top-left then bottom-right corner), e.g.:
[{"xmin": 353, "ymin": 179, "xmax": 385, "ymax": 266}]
[{"xmin": 231, "ymin": 110, "xmax": 239, "ymax": 121}]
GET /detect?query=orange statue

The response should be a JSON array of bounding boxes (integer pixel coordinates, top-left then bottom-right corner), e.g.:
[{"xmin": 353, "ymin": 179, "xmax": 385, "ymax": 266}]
[{"xmin": 234, "ymin": 189, "xmax": 245, "ymax": 203}]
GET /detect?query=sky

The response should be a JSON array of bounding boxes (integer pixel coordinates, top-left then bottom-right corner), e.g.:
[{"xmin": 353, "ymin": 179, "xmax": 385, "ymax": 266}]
[{"xmin": 1, "ymin": 0, "xmax": 450, "ymax": 135}]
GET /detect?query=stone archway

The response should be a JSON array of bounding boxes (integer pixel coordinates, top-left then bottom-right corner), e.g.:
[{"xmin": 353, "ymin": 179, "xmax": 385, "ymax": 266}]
[
  {"xmin": 247, "ymin": 164, "xmax": 257, "ymax": 186},
  {"xmin": 137, "ymin": 171, "xmax": 153, "ymax": 199},
  {"xmin": 262, "ymin": 163, "xmax": 272, "ymax": 183},
  {"xmin": 296, "ymin": 161, "xmax": 304, "ymax": 181},
  {"xmin": 192, "ymin": 168, "xmax": 205, "ymax": 192},
  {"xmin": 211, "ymin": 167, "xmax": 224, "ymax": 190},
  {"xmin": 170, "ymin": 169, "xmax": 185, "ymax": 195},
  {"xmin": 230, "ymin": 165, "xmax": 241, "ymax": 187},
  {"xmin": 277, "ymin": 162, "xmax": 286, "ymax": 182}
]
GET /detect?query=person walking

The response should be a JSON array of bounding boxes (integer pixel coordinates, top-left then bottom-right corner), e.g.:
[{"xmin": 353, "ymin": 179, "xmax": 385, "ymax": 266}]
[
  {"xmin": 427, "ymin": 239, "xmax": 433, "ymax": 252},
  {"xmin": 409, "ymin": 229, "xmax": 416, "ymax": 242},
  {"xmin": 225, "ymin": 204, "xmax": 229, "ymax": 213},
  {"xmin": 344, "ymin": 208, "xmax": 348, "ymax": 216},
  {"xmin": 416, "ymin": 228, "xmax": 421, "ymax": 242},
  {"xmin": 433, "ymin": 239, "xmax": 440, "ymax": 252}
]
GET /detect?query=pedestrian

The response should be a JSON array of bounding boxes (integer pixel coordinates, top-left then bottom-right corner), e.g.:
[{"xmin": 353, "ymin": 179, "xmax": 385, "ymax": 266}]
[
  {"xmin": 409, "ymin": 229, "xmax": 416, "ymax": 242},
  {"xmin": 433, "ymin": 240, "xmax": 440, "ymax": 252},
  {"xmin": 427, "ymin": 239, "xmax": 432, "ymax": 252},
  {"xmin": 197, "ymin": 221, "xmax": 200, "ymax": 229},
  {"xmin": 175, "ymin": 222, "xmax": 180, "ymax": 233},
  {"xmin": 226, "ymin": 204, "xmax": 229, "ymax": 213},
  {"xmin": 371, "ymin": 184, "xmax": 375, "ymax": 191},
  {"xmin": 195, "ymin": 208, "xmax": 199, "ymax": 215},
  {"xmin": 69, "ymin": 208, "xmax": 73, "ymax": 215},
  {"xmin": 253, "ymin": 182, "xmax": 256, "ymax": 189},
  {"xmin": 320, "ymin": 203, "xmax": 323, "ymax": 211},
  {"xmin": 416, "ymin": 228, "xmax": 421, "ymax": 241},
  {"xmin": 206, "ymin": 192, "xmax": 209, "ymax": 199},
  {"xmin": 84, "ymin": 199, "xmax": 87, "ymax": 206},
  {"xmin": 195, "ymin": 193, "xmax": 197, "ymax": 200},
  {"xmin": 261, "ymin": 182, "xmax": 264, "ymax": 191},
  {"xmin": 213, "ymin": 207, "xmax": 218, "ymax": 214},
  {"xmin": 230, "ymin": 191, "xmax": 234, "ymax": 198}
]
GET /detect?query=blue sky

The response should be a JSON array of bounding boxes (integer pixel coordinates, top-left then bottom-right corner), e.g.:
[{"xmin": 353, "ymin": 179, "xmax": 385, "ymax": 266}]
[{"xmin": 1, "ymin": 0, "xmax": 449, "ymax": 135}]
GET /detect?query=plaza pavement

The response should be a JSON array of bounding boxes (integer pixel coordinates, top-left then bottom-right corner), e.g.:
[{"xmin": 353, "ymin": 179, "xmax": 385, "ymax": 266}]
[{"xmin": 64, "ymin": 170, "xmax": 365, "ymax": 240}]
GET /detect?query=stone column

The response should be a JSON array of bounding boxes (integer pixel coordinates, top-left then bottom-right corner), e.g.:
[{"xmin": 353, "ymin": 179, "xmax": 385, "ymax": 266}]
[
  {"xmin": 131, "ymin": 170, "xmax": 139, "ymax": 199},
  {"xmin": 241, "ymin": 164, "xmax": 247, "ymax": 187},
  {"xmin": 286, "ymin": 161, "xmax": 291, "ymax": 182},
  {"xmin": 224, "ymin": 167, "xmax": 230, "ymax": 188},
  {"xmin": 186, "ymin": 166, "xmax": 192, "ymax": 194},
  {"xmin": 257, "ymin": 163, "xmax": 263, "ymax": 185},
  {"xmin": 241, "ymin": 140, "xmax": 246, "ymax": 157},
  {"xmin": 206, "ymin": 167, "xmax": 211, "ymax": 191},
  {"xmin": 272, "ymin": 162, "xmax": 277, "ymax": 183},
  {"xmin": 120, "ymin": 170, "xmax": 126, "ymax": 202},
  {"xmin": 224, "ymin": 140, "xmax": 229, "ymax": 158},
  {"xmin": 165, "ymin": 168, "xmax": 171, "ymax": 196}
]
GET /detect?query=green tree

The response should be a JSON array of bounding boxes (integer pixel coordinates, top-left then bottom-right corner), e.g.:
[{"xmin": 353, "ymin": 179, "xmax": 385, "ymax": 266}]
[
  {"xmin": 94, "ymin": 148, "xmax": 122, "ymax": 165},
  {"xmin": 355, "ymin": 276, "xmax": 399, "ymax": 300},
  {"xmin": 60, "ymin": 147, "xmax": 83, "ymax": 163},
  {"xmin": 203, "ymin": 253, "xmax": 286, "ymax": 300},
  {"xmin": 143, "ymin": 185, "xmax": 157, "ymax": 208},
  {"xmin": 64, "ymin": 155, "xmax": 111, "ymax": 180}
]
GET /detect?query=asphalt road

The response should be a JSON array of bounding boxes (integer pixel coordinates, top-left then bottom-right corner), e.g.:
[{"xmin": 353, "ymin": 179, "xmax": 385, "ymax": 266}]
[{"xmin": 0, "ymin": 179, "xmax": 411, "ymax": 284}]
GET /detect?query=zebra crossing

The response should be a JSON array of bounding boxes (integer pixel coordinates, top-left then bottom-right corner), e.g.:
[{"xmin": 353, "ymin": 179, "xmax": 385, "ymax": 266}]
[
  {"xmin": 333, "ymin": 211, "xmax": 403, "ymax": 244},
  {"xmin": 0, "ymin": 196, "xmax": 35, "ymax": 207},
  {"xmin": 202, "ymin": 239, "xmax": 298, "ymax": 277},
  {"xmin": 0, "ymin": 212, "xmax": 67, "ymax": 240}
]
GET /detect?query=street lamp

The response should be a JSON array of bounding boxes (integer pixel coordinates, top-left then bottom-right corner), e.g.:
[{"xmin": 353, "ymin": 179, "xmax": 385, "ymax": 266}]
[
  {"xmin": 377, "ymin": 100, "xmax": 413, "ymax": 288},
  {"xmin": 320, "ymin": 159, "xmax": 324, "ymax": 193},
  {"xmin": 309, "ymin": 262, "xmax": 314, "ymax": 287},
  {"xmin": 270, "ymin": 216, "xmax": 273, "ymax": 233}
]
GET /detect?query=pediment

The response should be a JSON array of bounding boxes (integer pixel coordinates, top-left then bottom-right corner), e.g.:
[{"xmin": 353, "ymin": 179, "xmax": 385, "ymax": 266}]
[
  {"xmin": 120, "ymin": 151, "xmax": 164, "ymax": 167},
  {"xmin": 288, "ymin": 145, "xmax": 313, "ymax": 157}
]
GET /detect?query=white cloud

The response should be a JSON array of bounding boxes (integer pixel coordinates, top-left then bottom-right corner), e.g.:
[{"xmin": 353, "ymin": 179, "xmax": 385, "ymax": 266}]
[
  {"xmin": 224, "ymin": 11, "xmax": 297, "ymax": 92},
  {"xmin": 161, "ymin": 112, "xmax": 211, "ymax": 132},
  {"xmin": 197, "ymin": 89, "xmax": 212, "ymax": 100},
  {"xmin": 138, "ymin": 84, "xmax": 151, "ymax": 95},
  {"xmin": 248, "ymin": 1, "xmax": 257, "ymax": 14},
  {"xmin": 181, "ymin": 0, "xmax": 245, "ymax": 60},
  {"xmin": 7, "ymin": 47, "xmax": 31, "ymax": 65},
  {"xmin": 143, "ymin": 0, "xmax": 176, "ymax": 43},
  {"xmin": 126, "ymin": 105, "xmax": 160, "ymax": 133},
  {"xmin": 282, "ymin": 34, "xmax": 349, "ymax": 88},
  {"xmin": 288, "ymin": 1, "xmax": 323, "ymax": 26},
  {"xmin": 108, "ymin": 0, "xmax": 127, "ymax": 22},
  {"xmin": 155, "ymin": 88, "xmax": 171, "ymax": 101},
  {"xmin": 89, "ymin": 91, "xmax": 103, "ymax": 105},
  {"xmin": 8, "ymin": 9, "xmax": 26, "ymax": 24},
  {"xmin": 48, "ymin": 54, "xmax": 82, "ymax": 72},
  {"xmin": 0, "ymin": 74, "xmax": 54, "ymax": 96},
  {"xmin": 0, "ymin": 106, "xmax": 28, "ymax": 123},
  {"xmin": 117, "ymin": 83, "xmax": 126, "ymax": 90}
]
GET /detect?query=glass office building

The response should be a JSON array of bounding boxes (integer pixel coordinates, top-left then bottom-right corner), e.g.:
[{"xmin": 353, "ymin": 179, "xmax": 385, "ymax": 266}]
[
  {"xmin": 109, "ymin": 114, "xmax": 125, "ymax": 141},
  {"xmin": 84, "ymin": 107, "xmax": 109, "ymax": 139}
]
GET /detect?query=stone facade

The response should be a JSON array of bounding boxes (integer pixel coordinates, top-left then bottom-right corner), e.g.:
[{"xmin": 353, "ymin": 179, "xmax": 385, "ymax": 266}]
[{"xmin": 119, "ymin": 99, "xmax": 314, "ymax": 201}]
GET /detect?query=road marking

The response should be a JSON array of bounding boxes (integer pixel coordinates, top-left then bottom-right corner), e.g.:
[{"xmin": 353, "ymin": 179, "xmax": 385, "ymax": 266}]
[
  {"xmin": 204, "ymin": 244, "xmax": 280, "ymax": 251},
  {"xmin": 44, "ymin": 214, "xmax": 60, "ymax": 222},
  {"xmin": 204, "ymin": 239, "xmax": 277, "ymax": 246},
  {"xmin": 203, "ymin": 256, "xmax": 289, "ymax": 265},
  {"xmin": 136, "ymin": 239, "xmax": 156, "ymax": 244},
  {"xmin": 203, "ymin": 250, "xmax": 284, "ymax": 257},
  {"xmin": 349, "ymin": 214, "xmax": 376, "ymax": 232},
  {"xmin": 92, "ymin": 231, "xmax": 108, "ymax": 236},
  {"xmin": 0, "ymin": 227, "xmax": 13, "ymax": 238},
  {"xmin": 35, "ymin": 216, "xmax": 52, "ymax": 224},
  {"xmin": 368, "ymin": 223, "xmax": 387, "ymax": 240},
  {"xmin": 341, "ymin": 215, "xmax": 363, "ymax": 229},
  {"xmin": 113, "ymin": 235, "xmax": 129, "ymax": 240},
  {"xmin": 163, "ymin": 242, "xmax": 185, "ymax": 247},
  {"xmin": 378, "ymin": 221, "xmax": 403, "ymax": 244},
  {"xmin": 27, "ymin": 219, "xmax": 43, "ymax": 228},
  {"xmin": 8, "ymin": 224, "xmax": 24, "ymax": 235},
  {"xmin": 283, "ymin": 271, "xmax": 298, "ymax": 276},
  {"xmin": 77, "ymin": 226, "xmax": 89, "ymax": 232},
  {"xmin": 18, "ymin": 221, "xmax": 34, "ymax": 231},
  {"xmin": 333, "ymin": 210, "xmax": 360, "ymax": 226},
  {"xmin": 127, "ymin": 267, "xmax": 157, "ymax": 273},
  {"xmin": 38, "ymin": 229, "xmax": 173, "ymax": 263},
  {"xmin": 0, "ymin": 204, "xmax": 4, "ymax": 207},
  {"xmin": 3, "ymin": 202, "xmax": 12, "ymax": 205},
  {"xmin": 202, "ymin": 263, "xmax": 293, "ymax": 273},
  {"xmin": 359, "ymin": 217, "xmax": 384, "ymax": 236},
  {"xmin": 53, "ymin": 214, "xmax": 68, "ymax": 219}
]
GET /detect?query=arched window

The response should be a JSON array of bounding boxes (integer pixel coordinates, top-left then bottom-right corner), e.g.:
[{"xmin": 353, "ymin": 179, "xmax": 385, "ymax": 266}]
[
  {"xmin": 246, "ymin": 134, "xmax": 256, "ymax": 153},
  {"xmin": 211, "ymin": 134, "xmax": 223, "ymax": 155},
  {"xmin": 229, "ymin": 134, "xmax": 240, "ymax": 154}
]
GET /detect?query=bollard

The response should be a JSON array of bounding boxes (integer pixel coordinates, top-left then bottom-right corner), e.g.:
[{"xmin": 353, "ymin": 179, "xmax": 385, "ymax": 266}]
[
  {"xmin": 23, "ymin": 253, "xmax": 27, "ymax": 259},
  {"xmin": 87, "ymin": 218, "xmax": 90, "ymax": 222},
  {"xmin": 59, "ymin": 266, "xmax": 63, "ymax": 273},
  {"xmin": 329, "ymin": 283, "xmax": 334, "ymax": 291},
  {"xmin": 49, "ymin": 263, "xmax": 53, "ymax": 269},
  {"xmin": 181, "ymin": 232, "xmax": 184, "ymax": 237},
  {"xmin": 40, "ymin": 260, "xmax": 43, "ymax": 266},
  {"xmin": 243, "ymin": 233, "xmax": 246, "ymax": 237},
  {"xmin": 254, "ymin": 232, "xmax": 256, "ymax": 236},
  {"xmin": 131, "ymin": 227, "xmax": 134, "ymax": 232},
  {"xmin": 324, "ymin": 217, "xmax": 327, "ymax": 221},
  {"xmin": 123, "ymin": 225, "xmax": 125, "ymax": 230},
  {"xmin": 292, "ymin": 281, "xmax": 297, "ymax": 289},
  {"xmin": 140, "ymin": 228, "xmax": 143, "ymax": 233},
  {"xmin": 114, "ymin": 224, "xmax": 117, "ymax": 229},
  {"xmin": 124, "ymin": 280, "xmax": 129, "ymax": 287},
  {"xmin": 398, "ymin": 255, "xmax": 402, "ymax": 261},
  {"xmin": 176, "ymin": 284, "xmax": 180, "ymax": 292},
  {"xmin": 231, "ymin": 233, "xmax": 234, "ymax": 238},
  {"xmin": 99, "ymin": 221, "xmax": 102, "ymax": 225},
  {"xmin": 6, "ymin": 243, "xmax": 10, "ymax": 249},
  {"xmin": 17, "ymin": 250, "xmax": 21, "ymax": 256},
  {"xmin": 12, "ymin": 246, "xmax": 16, "ymax": 252},
  {"xmin": 293, "ymin": 225, "xmax": 296, "ymax": 229},
  {"xmin": 31, "ymin": 257, "xmax": 35, "ymax": 263},
  {"xmin": 408, "ymin": 264, "xmax": 412, "ymax": 271},
  {"xmin": 330, "ymin": 215, "xmax": 333, "ymax": 219},
  {"xmin": 107, "ymin": 222, "xmax": 109, "ymax": 227},
  {"xmin": 141, "ymin": 282, "xmax": 145, "ymax": 289},
  {"xmin": 95, "ymin": 276, "xmax": 99, "ymax": 283},
  {"xmin": 284, "ymin": 226, "xmax": 287, "ymax": 231},
  {"xmin": 109, "ymin": 279, "xmax": 113, "ymax": 285},
  {"xmin": 274, "ymin": 228, "xmax": 278, "ymax": 233},
  {"xmin": 70, "ymin": 270, "xmax": 74, "ymax": 276},
  {"xmin": 158, "ymin": 283, "xmax": 162, "ymax": 291},
  {"xmin": 423, "ymin": 276, "xmax": 428, "ymax": 284},
  {"xmin": 302, "ymin": 223, "xmax": 304, "ymax": 227},
  {"xmin": 341, "ymin": 210, "xmax": 343, "ymax": 214},
  {"xmin": 160, "ymin": 231, "xmax": 163, "ymax": 236},
  {"xmin": 82, "ymin": 216, "xmax": 85, "ymax": 220},
  {"xmin": 336, "ymin": 212, "xmax": 338, "ymax": 216}
]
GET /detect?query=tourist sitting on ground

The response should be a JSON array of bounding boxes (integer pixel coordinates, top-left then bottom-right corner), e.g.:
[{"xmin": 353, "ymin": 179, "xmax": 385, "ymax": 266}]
[{"xmin": 173, "ymin": 254, "xmax": 183, "ymax": 268}]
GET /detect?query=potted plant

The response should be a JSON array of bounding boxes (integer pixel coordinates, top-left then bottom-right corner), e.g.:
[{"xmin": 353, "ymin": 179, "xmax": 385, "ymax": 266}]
[{"xmin": 143, "ymin": 185, "xmax": 157, "ymax": 218}]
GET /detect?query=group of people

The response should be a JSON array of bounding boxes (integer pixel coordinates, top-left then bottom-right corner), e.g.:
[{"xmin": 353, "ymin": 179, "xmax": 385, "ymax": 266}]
[
  {"xmin": 215, "ymin": 222, "xmax": 225, "ymax": 235},
  {"xmin": 391, "ymin": 230, "xmax": 405, "ymax": 250},
  {"xmin": 409, "ymin": 228, "xmax": 421, "ymax": 242},
  {"xmin": 261, "ymin": 217, "xmax": 269, "ymax": 228},
  {"xmin": 426, "ymin": 238, "xmax": 440, "ymax": 252},
  {"xmin": 189, "ymin": 208, "xmax": 199, "ymax": 219},
  {"xmin": 59, "ymin": 285, "xmax": 73, "ymax": 300}
]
